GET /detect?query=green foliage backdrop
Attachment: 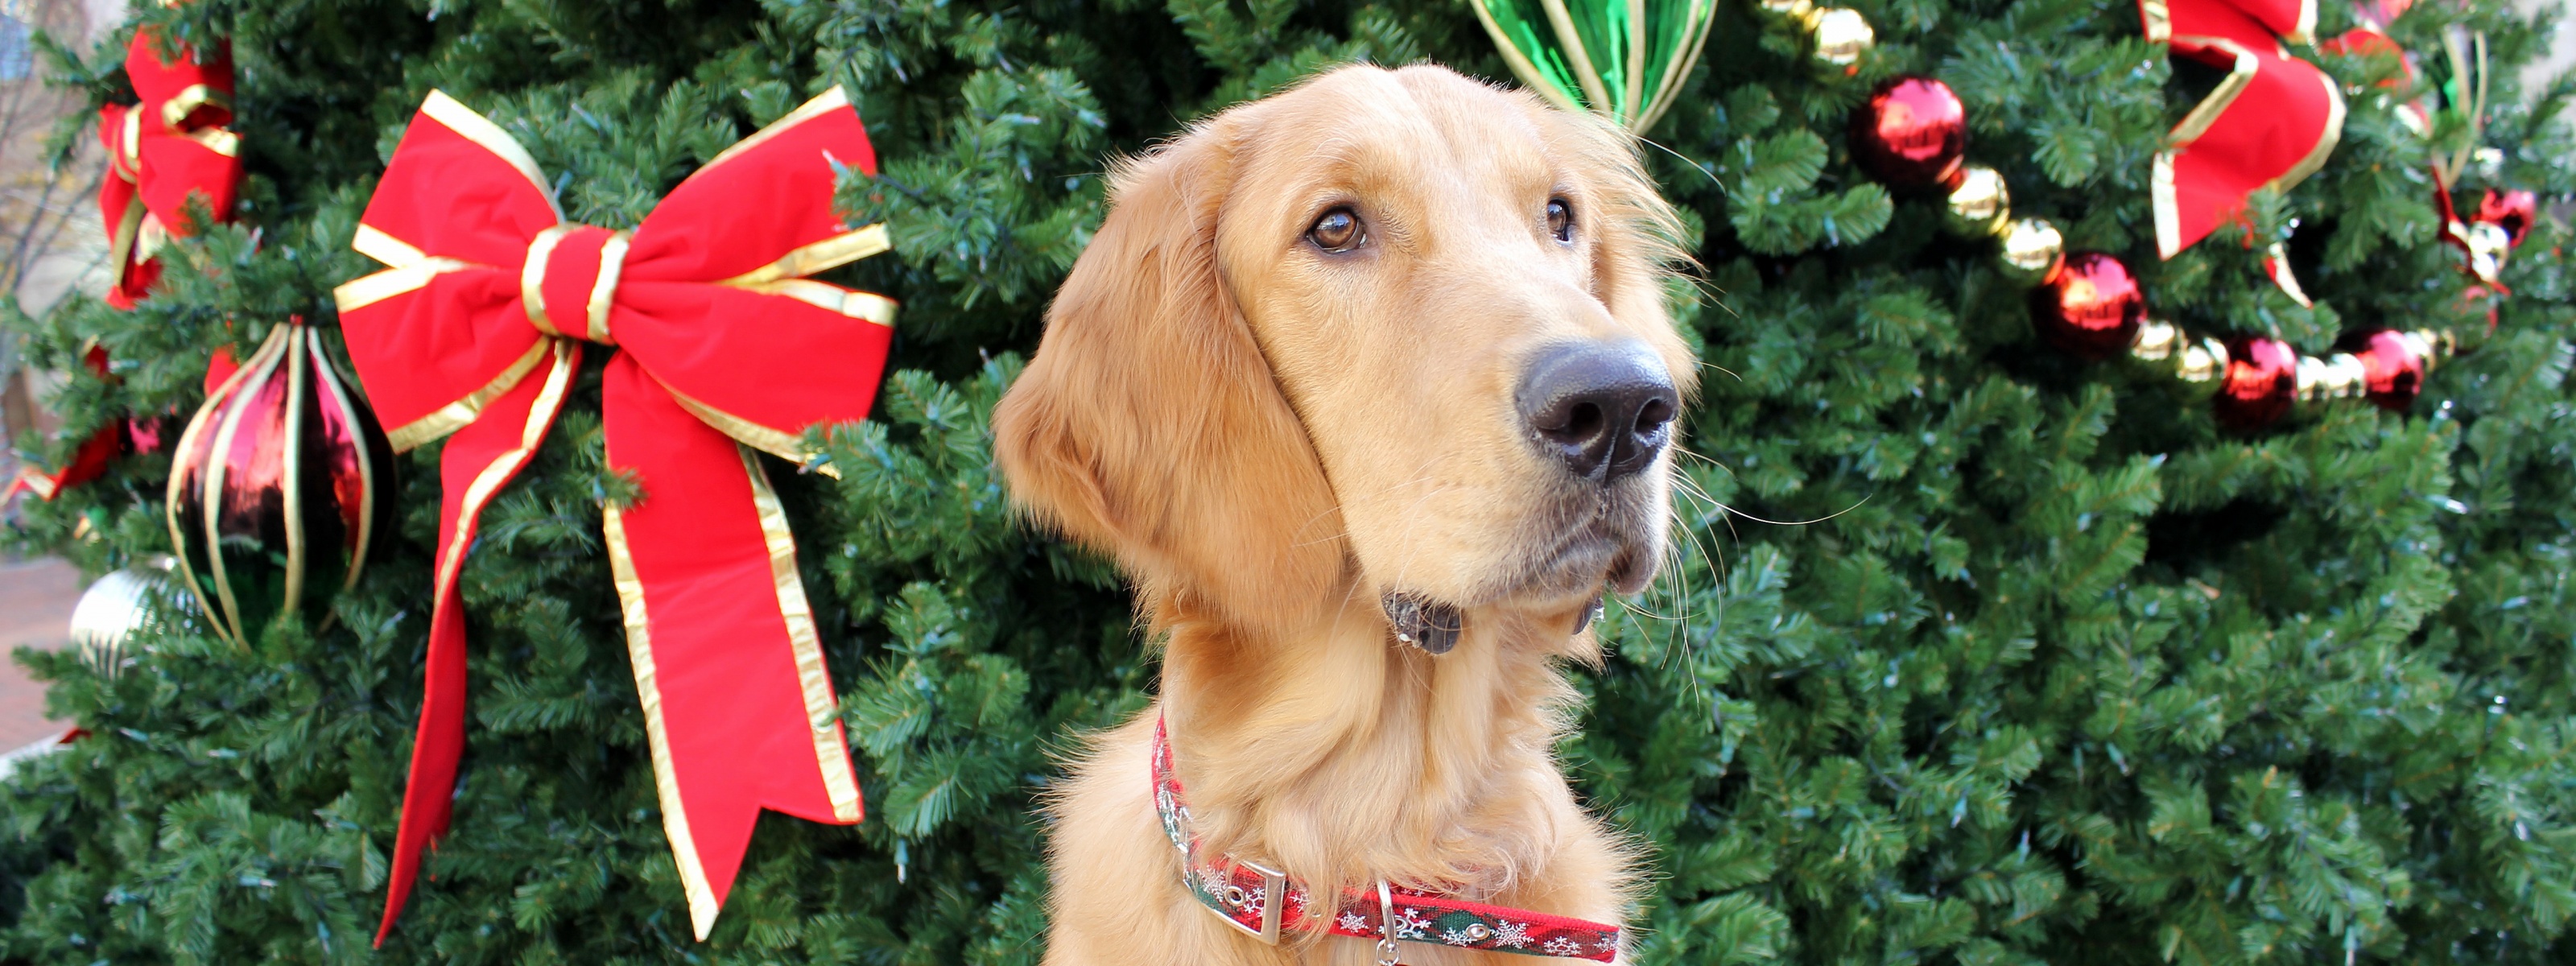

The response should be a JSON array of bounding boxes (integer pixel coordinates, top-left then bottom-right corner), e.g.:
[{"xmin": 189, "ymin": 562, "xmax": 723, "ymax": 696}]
[{"xmin": 3, "ymin": 0, "xmax": 2574, "ymax": 960}]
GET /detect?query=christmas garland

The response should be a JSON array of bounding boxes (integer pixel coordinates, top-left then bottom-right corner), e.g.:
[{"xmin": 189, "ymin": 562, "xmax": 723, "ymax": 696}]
[{"xmin": 1469, "ymin": 0, "xmax": 2537, "ymax": 433}]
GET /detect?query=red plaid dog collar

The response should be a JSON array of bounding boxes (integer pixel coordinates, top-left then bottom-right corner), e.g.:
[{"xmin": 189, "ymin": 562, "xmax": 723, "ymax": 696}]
[{"xmin": 1151, "ymin": 715, "xmax": 1623, "ymax": 961}]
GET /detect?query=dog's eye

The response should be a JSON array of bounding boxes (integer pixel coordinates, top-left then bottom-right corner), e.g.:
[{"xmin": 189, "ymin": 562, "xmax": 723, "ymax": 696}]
[
  {"xmin": 1546, "ymin": 198, "xmax": 1575, "ymax": 243},
  {"xmin": 1308, "ymin": 207, "xmax": 1365, "ymax": 253}
]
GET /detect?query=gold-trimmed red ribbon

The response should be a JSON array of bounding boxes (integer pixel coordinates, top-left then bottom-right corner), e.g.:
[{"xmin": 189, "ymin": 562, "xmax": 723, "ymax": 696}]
[
  {"xmin": 2, "ymin": 346, "xmax": 126, "ymax": 502},
  {"xmin": 333, "ymin": 88, "xmax": 894, "ymax": 944},
  {"xmin": 2141, "ymin": 0, "xmax": 2344, "ymax": 262},
  {"xmin": 100, "ymin": 28, "xmax": 240, "ymax": 310}
]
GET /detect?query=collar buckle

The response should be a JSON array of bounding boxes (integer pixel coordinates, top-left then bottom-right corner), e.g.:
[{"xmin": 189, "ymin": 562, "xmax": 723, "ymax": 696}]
[{"xmin": 1184, "ymin": 840, "xmax": 1288, "ymax": 944}]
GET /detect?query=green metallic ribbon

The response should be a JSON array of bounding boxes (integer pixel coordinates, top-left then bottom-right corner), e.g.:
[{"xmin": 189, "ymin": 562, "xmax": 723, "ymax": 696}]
[{"xmin": 1468, "ymin": 0, "xmax": 1719, "ymax": 133}]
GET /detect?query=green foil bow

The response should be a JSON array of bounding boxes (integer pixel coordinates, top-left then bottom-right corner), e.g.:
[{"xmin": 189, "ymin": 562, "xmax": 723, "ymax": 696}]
[{"xmin": 1468, "ymin": 0, "xmax": 1719, "ymax": 133}]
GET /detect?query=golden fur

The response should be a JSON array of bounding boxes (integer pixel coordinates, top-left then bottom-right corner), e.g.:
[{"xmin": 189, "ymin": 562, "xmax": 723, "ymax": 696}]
[{"xmin": 993, "ymin": 64, "xmax": 1695, "ymax": 965}]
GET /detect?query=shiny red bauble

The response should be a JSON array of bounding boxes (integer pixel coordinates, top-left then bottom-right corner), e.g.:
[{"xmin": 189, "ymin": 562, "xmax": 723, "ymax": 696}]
[
  {"xmin": 2477, "ymin": 188, "xmax": 2537, "ymax": 248},
  {"xmin": 2029, "ymin": 252, "xmax": 2145, "ymax": 360},
  {"xmin": 1850, "ymin": 76, "xmax": 1967, "ymax": 190},
  {"xmin": 2214, "ymin": 336, "xmax": 2297, "ymax": 430},
  {"xmin": 167, "ymin": 321, "xmax": 396, "ymax": 645},
  {"xmin": 2334, "ymin": 328, "xmax": 2428, "ymax": 412}
]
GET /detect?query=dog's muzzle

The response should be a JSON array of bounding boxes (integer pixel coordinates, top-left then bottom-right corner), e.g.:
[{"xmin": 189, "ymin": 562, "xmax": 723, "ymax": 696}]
[{"xmin": 1516, "ymin": 341, "xmax": 1677, "ymax": 485}]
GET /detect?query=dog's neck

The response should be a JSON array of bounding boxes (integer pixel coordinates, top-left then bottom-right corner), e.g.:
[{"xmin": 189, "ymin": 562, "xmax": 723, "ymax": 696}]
[{"xmin": 1154, "ymin": 588, "xmax": 1594, "ymax": 898}]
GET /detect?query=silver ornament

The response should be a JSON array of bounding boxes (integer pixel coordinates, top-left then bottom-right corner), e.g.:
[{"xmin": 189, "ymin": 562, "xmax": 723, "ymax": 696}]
[{"xmin": 69, "ymin": 560, "xmax": 170, "ymax": 679}]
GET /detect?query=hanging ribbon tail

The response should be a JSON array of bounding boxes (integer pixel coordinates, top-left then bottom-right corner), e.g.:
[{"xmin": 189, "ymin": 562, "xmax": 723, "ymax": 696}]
[
  {"xmin": 16, "ymin": 346, "xmax": 126, "ymax": 499},
  {"xmin": 2145, "ymin": 0, "xmax": 2343, "ymax": 259},
  {"xmin": 578, "ymin": 90, "xmax": 892, "ymax": 936},
  {"xmin": 336, "ymin": 100, "xmax": 570, "ymax": 936},
  {"xmin": 10, "ymin": 427, "xmax": 121, "ymax": 501},
  {"xmin": 372, "ymin": 341, "xmax": 580, "ymax": 946},
  {"xmin": 98, "ymin": 106, "xmax": 151, "ymax": 309},
  {"xmin": 2259, "ymin": 242, "xmax": 2312, "ymax": 306},
  {"xmin": 601, "ymin": 361, "xmax": 863, "ymax": 939}
]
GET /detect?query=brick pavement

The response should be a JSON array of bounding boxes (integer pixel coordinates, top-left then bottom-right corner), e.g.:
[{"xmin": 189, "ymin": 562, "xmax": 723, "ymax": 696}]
[{"xmin": 0, "ymin": 555, "xmax": 80, "ymax": 751}]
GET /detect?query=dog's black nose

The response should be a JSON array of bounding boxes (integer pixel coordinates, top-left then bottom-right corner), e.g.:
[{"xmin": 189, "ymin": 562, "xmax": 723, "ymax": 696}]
[{"xmin": 1517, "ymin": 341, "xmax": 1678, "ymax": 483}]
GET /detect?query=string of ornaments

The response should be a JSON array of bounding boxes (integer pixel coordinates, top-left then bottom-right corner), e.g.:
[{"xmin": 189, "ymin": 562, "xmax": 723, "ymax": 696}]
[
  {"xmin": 1467, "ymin": 0, "xmax": 2538, "ymax": 433},
  {"xmin": 1842, "ymin": 69, "xmax": 2438, "ymax": 431},
  {"xmin": 1809, "ymin": 0, "xmax": 2537, "ymax": 431},
  {"xmin": 1813, "ymin": 0, "xmax": 2534, "ymax": 430}
]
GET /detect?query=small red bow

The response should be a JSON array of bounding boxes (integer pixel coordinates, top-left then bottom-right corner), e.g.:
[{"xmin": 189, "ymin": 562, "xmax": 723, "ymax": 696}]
[
  {"xmin": 334, "ymin": 89, "xmax": 894, "ymax": 943},
  {"xmin": 100, "ymin": 28, "xmax": 241, "ymax": 309},
  {"xmin": 2141, "ymin": 0, "xmax": 2345, "ymax": 259},
  {"xmin": 6, "ymin": 29, "xmax": 237, "ymax": 504}
]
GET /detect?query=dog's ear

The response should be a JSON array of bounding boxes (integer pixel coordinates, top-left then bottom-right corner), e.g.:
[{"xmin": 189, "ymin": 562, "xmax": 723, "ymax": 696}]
[{"xmin": 993, "ymin": 117, "xmax": 1348, "ymax": 628}]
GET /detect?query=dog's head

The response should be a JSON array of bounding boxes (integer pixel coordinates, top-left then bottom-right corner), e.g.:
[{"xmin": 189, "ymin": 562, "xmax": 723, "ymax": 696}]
[{"xmin": 994, "ymin": 64, "xmax": 1694, "ymax": 648}]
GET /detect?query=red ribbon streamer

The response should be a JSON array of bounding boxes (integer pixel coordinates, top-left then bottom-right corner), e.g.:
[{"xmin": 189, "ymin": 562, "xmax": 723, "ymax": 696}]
[
  {"xmin": 333, "ymin": 89, "xmax": 894, "ymax": 943},
  {"xmin": 2, "ymin": 347, "xmax": 122, "ymax": 502},
  {"xmin": 2141, "ymin": 0, "xmax": 2345, "ymax": 258},
  {"xmin": 5, "ymin": 30, "xmax": 240, "ymax": 503}
]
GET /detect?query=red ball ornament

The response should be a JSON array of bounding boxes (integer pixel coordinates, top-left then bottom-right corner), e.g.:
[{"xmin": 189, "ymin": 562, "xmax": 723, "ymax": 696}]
[
  {"xmin": 1850, "ymin": 76, "xmax": 1967, "ymax": 190},
  {"xmin": 2213, "ymin": 336, "xmax": 2297, "ymax": 430},
  {"xmin": 2476, "ymin": 188, "xmax": 2537, "ymax": 248},
  {"xmin": 2334, "ymin": 328, "xmax": 2428, "ymax": 412},
  {"xmin": 2029, "ymin": 252, "xmax": 2145, "ymax": 360}
]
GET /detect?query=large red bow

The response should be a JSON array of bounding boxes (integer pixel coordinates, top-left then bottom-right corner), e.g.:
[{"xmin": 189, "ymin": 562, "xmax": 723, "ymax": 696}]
[
  {"xmin": 100, "ymin": 28, "xmax": 240, "ymax": 309},
  {"xmin": 2142, "ymin": 0, "xmax": 2345, "ymax": 258},
  {"xmin": 333, "ymin": 89, "xmax": 894, "ymax": 943}
]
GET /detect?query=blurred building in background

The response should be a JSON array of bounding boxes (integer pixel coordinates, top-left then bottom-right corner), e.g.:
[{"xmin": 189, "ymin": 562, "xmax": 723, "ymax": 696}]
[{"xmin": 0, "ymin": 0, "xmax": 114, "ymax": 489}]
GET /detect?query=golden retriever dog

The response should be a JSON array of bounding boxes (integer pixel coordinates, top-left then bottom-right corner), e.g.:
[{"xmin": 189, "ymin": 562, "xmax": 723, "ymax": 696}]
[{"xmin": 993, "ymin": 63, "xmax": 1694, "ymax": 965}]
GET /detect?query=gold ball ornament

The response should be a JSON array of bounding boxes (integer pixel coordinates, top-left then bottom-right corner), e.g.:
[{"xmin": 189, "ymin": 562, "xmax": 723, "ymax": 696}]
[
  {"xmin": 1997, "ymin": 217, "xmax": 2064, "ymax": 286},
  {"xmin": 2128, "ymin": 317, "xmax": 2182, "ymax": 368},
  {"xmin": 2173, "ymin": 336, "xmax": 2232, "ymax": 398},
  {"xmin": 2295, "ymin": 352, "xmax": 2371, "ymax": 406},
  {"xmin": 2462, "ymin": 219, "xmax": 2511, "ymax": 284},
  {"xmin": 1944, "ymin": 166, "xmax": 2010, "ymax": 237},
  {"xmin": 1808, "ymin": 7, "xmax": 1873, "ymax": 64},
  {"xmin": 1758, "ymin": 0, "xmax": 1814, "ymax": 19}
]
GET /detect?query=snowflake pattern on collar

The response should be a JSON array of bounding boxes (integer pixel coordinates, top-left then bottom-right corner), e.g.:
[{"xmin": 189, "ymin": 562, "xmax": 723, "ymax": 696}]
[{"xmin": 1151, "ymin": 715, "xmax": 1622, "ymax": 961}]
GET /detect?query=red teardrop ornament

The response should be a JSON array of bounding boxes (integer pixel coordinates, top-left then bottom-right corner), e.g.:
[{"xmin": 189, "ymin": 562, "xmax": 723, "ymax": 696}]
[
  {"xmin": 2213, "ymin": 336, "xmax": 2297, "ymax": 430},
  {"xmin": 2334, "ymin": 328, "xmax": 2427, "ymax": 412},
  {"xmin": 1851, "ymin": 76, "xmax": 1967, "ymax": 190},
  {"xmin": 2029, "ymin": 252, "xmax": 2145, "ymax": 360},
  {"xmin": 167, "ymin": 320, "xmax": 396, "ymax": 645}
]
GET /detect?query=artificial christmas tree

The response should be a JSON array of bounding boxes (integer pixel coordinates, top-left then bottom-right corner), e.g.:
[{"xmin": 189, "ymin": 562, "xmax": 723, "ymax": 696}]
[{"xmin": 0, "ymin": 0, "xmax": 2570, "ymax": 960}]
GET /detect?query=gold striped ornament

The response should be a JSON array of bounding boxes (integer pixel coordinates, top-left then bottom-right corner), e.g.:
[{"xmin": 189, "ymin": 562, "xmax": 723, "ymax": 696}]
[{"xmin": 167, "ymin": 321, "xmax": 396, "ymax": 645}]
